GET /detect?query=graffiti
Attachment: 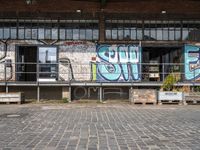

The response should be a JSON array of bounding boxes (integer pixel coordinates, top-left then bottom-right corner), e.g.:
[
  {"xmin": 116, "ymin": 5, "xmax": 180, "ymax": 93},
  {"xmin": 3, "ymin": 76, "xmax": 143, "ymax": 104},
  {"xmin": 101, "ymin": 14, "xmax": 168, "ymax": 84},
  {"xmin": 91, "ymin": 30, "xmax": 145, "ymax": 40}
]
[
  {"xmin": 72, "ymin": 86, "xmax": 128, "ymax": 100},
  {"xmin": 91, "ymin": 62, "xmax": 97, "ymax": 81},
  {"xmin": 60, "ymin": 41, "xmax": 95, "ymax": 52},
  {"xmin": 59, "ymin": 57, "xmax": 74, "ymax": 81},
  {"xmin": 59, "ymin": 57, "xmax": 95, "ymax": 81},
  {"xmin": 73, "ymin": 87, "xmax": 99, "ymax": 100},
  {"xmin": 185, "ymin": 45, "xmax": 200, "ymax": 81},
  {"xmin": 0, "ymin": 39, "xmax": 13, "ymax": 81},
  {"xmin": 103, "ymin": 87, "xmax": 129, "ymax": 99},
  {"xmin": 73, "ymin": 87, "xmax": 88, "ymax": 99},
  {"xmin": 88, "ymin": 87, "xmax": 99, "ymax": 98},
  {"xmin": 59, "ymin": 41, "xmax": 96, "ymax": 81},
  {"xmin": 59, "ymin": 44, "xmax": 141, "ymax": 82},
  {"xmin": 96, "ymin": 44, "xmax": 141, "ymax": 82},
  {"xmin": 64, "ymin": 41, "xmax": 87, "ymax": 46},
  {"xmin": 37, "ymin": 39, "xmax": 58, "ymax": 45}
]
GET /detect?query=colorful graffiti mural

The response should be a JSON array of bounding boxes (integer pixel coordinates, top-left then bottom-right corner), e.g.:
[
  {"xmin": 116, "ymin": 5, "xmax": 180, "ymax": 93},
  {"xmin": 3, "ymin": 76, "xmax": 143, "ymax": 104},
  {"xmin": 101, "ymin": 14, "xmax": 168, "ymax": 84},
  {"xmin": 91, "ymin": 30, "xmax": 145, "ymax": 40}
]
[
  {"xmin": 96, "ymin": 44, "xmax": 141, "ymax": 82},
  {"xmin": 185, "ymin": 44, "xmax": 200, "ymax": 81},
  {"xmin": 59, "ymin": 41, "xmax": 96, "ymax": 81}
]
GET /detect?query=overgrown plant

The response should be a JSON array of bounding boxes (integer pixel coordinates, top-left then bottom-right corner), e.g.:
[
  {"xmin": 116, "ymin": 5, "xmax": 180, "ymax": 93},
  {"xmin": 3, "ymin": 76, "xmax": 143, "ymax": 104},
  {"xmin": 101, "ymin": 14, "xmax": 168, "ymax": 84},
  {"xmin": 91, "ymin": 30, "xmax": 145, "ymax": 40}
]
[
  {"xmin": 62, "ymin": 97, "xmax": 69, "ymax": 103},
  {"xmin": 161, "ymin": 73, "xmax": 178, "ymax": 91},
  {"xmin": 194, "ymin": 86, "xmax": 200, "ymax": 92}
]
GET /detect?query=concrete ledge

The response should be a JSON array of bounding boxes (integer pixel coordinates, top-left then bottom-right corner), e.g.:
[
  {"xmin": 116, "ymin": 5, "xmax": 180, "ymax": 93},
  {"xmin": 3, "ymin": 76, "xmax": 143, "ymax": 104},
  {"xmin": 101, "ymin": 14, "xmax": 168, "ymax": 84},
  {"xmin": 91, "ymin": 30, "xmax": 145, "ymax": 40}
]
[{"xmin": 0, "ymin": 92, "xmax": 24, "ymax": 104}]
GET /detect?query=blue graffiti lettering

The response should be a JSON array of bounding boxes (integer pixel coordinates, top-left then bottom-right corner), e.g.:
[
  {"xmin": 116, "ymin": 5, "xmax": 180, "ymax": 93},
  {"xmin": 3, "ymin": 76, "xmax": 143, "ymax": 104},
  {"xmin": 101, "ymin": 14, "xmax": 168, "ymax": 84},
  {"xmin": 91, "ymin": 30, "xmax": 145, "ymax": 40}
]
[
  {"xmin": 119, "ymin": 46, "xmax": 129, "ymax": 81},
  {"xmin": 129, "ymin": 46, "xmax": 139, "ymax": 80},
  {"xmin": 97, "ymin": 45, "xmax": 121, "ymax": 81},
  {"xmin": 185, "ymin": 45, "xmax": 200, "ymax": 81},
  {"xmin": 96, "ymin": 44, "xmax": 141, "ymax": 82}
]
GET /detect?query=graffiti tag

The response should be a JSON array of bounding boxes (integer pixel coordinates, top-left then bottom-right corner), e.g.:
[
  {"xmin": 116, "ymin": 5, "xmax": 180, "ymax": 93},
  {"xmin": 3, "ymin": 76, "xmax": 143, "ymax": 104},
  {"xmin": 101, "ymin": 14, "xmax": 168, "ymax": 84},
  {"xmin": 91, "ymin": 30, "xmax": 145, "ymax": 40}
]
[
  {"xmin": 185, "ymin": 45, "xmax": 200, "ymax": 81},
  {"xmin": 96, "ymin": 45, "xmax": 141, "ymax": 82}
]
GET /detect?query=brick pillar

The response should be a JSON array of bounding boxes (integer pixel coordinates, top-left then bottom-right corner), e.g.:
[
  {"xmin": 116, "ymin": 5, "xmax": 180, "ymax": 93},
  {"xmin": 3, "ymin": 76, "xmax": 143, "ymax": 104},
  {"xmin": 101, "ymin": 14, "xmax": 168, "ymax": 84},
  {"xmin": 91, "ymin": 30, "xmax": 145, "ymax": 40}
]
[
  {"xmin": 99, "ymin": 12, "xmax": 105, "ymax": 42},
  {"xmin": 62, "ymin": 87, "xmax": 71, "ymax": 102}
]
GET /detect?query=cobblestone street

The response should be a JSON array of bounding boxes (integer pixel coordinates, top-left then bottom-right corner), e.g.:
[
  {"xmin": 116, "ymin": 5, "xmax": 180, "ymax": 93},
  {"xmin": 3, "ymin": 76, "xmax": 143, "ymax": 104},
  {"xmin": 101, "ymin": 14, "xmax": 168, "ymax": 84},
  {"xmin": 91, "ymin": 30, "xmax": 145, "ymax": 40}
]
[{"xmin": 0, "ymin": 104, "xmax": 200, "ymax": 150}]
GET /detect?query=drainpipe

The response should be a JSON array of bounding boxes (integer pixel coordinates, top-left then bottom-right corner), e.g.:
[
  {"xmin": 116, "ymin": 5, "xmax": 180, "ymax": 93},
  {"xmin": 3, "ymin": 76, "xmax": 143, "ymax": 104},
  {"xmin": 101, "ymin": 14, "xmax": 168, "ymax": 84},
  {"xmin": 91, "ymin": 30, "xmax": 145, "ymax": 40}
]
[
  {"xmin": 0, "ymin": 38, "xmax": 10, "ymax": 61},
  {"xmin": 0, "ymin": 38, "xmax": 12, "ymax": 81}
]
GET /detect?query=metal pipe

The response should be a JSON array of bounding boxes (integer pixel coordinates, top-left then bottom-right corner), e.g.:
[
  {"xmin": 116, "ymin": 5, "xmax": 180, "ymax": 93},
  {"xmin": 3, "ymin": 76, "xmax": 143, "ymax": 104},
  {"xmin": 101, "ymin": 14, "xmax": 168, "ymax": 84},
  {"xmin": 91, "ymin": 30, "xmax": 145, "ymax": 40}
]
[
  {"xmin": 99, "ymin": 86, "xmax": 103, "ymax": 102},
  {"xmin": 37, "ymin": 86, "xmax": 40, "ymax": 102},
  {"xmin": 0, "ymin": 38, "xmax": 9, "ymax": 61}
]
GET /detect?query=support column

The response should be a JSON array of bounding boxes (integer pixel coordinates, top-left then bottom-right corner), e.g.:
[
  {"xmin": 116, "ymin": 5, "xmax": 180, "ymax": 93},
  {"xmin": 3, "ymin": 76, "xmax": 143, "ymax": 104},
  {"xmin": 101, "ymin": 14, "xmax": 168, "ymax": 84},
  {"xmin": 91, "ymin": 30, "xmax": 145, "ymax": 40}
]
[
  {"xmin": 99, "ymin": 86, "xmax": 103, "ymax": 102},
  {"xmin": 129, "ymin": 87, "xmax": 133, "ymax": 103},
  {"xmin": 6, "ymin": 86, "xmax": 8, "ymax": 93},
  {"xmin": 62, "ymin": 86, "xmax": 71, "ymax": 102},
  {"xmin": 162, "ymin": 63, "xmax": 165, "ymax": 82},
  {"xmin": 37, "ymin": 61, "xmax": 40, "ymax": 102},
  {"xmin": 4, "ymin": 62, "xmax": 7, "ymax": 93},
  {"xmin": 99, "ymin": 12, "xmax": 105, "ymax": 43},
  {"xmin": 69, "ymin": 86, "xmax": 71, "ymax": 102},
  {"xmin": 37, "ymin": 86, "xmax": 40, "ymax": 102}
]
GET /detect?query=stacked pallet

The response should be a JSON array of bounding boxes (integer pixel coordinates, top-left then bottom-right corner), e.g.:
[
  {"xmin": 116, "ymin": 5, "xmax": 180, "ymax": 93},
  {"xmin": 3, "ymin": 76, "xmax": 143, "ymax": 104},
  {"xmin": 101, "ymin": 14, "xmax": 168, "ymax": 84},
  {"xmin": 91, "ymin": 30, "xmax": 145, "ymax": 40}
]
[
  {"xmin": 129, "ymin": 89, "xmax": 157, "ymax": 105},
  {"xmin": 158, "ymin": 92, "xmax": 183, "ymax": 105},
  {"xmin": 184, "ymin": 92, "xmax": 200, "ymax": 105},
  {"xmin": 0, "ymin": 93, "xmax": 24, "ymax": 104}
]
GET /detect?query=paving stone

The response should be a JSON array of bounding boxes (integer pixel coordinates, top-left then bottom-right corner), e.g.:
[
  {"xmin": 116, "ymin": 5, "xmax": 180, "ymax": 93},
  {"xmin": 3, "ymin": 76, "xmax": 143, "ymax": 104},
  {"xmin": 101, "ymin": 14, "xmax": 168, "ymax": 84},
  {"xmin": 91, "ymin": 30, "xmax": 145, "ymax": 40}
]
[{"xmin": 0, "ymin": 104, "xmax": 199, "ymax": 149}]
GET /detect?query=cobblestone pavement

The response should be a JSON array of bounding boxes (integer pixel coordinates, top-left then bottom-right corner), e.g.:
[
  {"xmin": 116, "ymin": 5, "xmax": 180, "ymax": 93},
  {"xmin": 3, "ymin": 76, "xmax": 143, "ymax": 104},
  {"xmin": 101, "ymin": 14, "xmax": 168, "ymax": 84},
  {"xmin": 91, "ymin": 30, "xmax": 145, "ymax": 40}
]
[{"xmin": 0, "ymin": 104, "xmax": 200, "ymax": 150}]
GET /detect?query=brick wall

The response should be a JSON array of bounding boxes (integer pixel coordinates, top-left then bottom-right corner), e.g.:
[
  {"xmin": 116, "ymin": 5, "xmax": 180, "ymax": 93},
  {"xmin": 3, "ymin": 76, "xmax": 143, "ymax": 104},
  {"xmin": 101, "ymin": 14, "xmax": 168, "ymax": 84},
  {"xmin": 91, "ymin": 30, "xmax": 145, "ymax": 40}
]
[
  {"xmin": 129, "ymin": 89, "xmax": 157, "ymax": 104},
  {"xmin": 0, "ymin": 0, "xmax": 200, "ymax": 16}
]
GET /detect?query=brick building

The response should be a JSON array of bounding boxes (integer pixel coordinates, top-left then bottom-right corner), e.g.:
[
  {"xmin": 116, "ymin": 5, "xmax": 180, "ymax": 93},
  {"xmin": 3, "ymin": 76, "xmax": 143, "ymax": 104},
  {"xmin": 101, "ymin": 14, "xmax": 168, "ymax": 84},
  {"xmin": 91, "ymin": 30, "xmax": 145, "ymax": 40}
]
[{"xmin": 0, "ymin": 0, "xmax": 200, "ymax": 101}]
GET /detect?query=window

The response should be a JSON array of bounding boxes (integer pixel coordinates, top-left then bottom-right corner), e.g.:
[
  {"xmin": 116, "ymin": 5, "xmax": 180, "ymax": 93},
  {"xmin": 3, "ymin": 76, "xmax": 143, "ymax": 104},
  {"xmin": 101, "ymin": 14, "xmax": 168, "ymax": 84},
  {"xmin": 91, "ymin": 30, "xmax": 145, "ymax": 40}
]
[
  {"xmin": 93, "ymin": 29, "xmax": 99, "ymax": 40},
  {"xmin": 11, "ymin": 28, "xmax": 17, "ymax": 39},
  {"xmin": 3, "ymin": 28, "xmax": 10, "ymax": 39},
  {"xmin": 182, "ymin": 20, "xmax": 200, "ymax": 41},
  {"xmin": 59, "ymin": 29, "xmax": 65, "ymax": 40},
  {"xmin": 66, "ymin": 29, "xmax": 73, "ymax": 40},
  {"xmin": 86, "ymin": 29, "xmax": 93, "ymax": 40},
  {"xmin": 1, "ymin": 18, "xmax": 200, "ymax": 41},
  {"xmin": 0, "ymin": 19, "xmax": 99, "ymax": 40},
  {"xmin": 112, "ymin": 28, "xmax": 117, "ymax": 40},
  {"xmin": 39, "ymin": 47, "xmax": 58, "ymax": 80},
  {"xmin": 80, "ymin": 29, "xmax": 86, "ymax": 40},
  {"xmin": 32, "ymin": 28, "xmax": 38, "ymax": 39},
  {"xmin": 0, "ymin": 28, "xmax": 3, "ymax": 39},
  {"xmin": 38, "ymin": 28, "xmax": 44, "ymax": 39},
  {"xmin": 106, "ymin": 29, "xmax": 111, "ymax": 40},
  {"xmin": 105, "ymin": 19, "xmax": 198, "ymax": 41},
  {"xmin": 118, "ymin": 28, "xmax": 123, "ymax": 40},
  {"xmin": 130, "ymin": 28, "xmax": 136, "ymax": 40}
]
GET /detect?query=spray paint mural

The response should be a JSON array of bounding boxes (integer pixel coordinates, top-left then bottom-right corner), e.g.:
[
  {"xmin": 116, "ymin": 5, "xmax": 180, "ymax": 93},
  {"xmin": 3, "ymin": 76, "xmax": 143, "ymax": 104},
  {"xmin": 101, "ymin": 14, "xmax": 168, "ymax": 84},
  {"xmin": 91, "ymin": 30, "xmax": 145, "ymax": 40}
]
[
  {"xmin": 185, "ymin": 44, "xmax": 200, "ymax": 81},
  {"xmin": 59, "ymin": 41, "xmax": 96, "ymax": 81},
  {"xmin": 96, "ymin": 44, "xmax": 141, "ymax": 82},
  {"xmin": 0, "ymin": 41, "xmax": 143, "ymax": 84}
]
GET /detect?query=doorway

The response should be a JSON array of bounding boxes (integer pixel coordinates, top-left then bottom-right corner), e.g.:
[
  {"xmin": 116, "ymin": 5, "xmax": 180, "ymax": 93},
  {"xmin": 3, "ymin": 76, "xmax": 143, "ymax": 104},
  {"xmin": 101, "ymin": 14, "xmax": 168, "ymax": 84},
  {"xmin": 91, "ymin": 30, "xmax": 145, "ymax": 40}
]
[
  {"xmin": 142, "ymin": 47, "xmax": 182, "ymax": 81},
  {"xmin": 16, "ymin": 46, "xmax": 37, "ymax": 81}
]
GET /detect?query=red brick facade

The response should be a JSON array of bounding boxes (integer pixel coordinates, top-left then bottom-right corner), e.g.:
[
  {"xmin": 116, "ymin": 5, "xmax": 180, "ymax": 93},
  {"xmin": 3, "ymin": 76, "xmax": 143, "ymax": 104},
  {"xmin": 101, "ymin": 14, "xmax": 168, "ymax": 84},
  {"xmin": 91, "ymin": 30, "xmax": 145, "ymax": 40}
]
[{"xmin": 0, "ymin": 0, "xmax": 200, "ymax": 16}]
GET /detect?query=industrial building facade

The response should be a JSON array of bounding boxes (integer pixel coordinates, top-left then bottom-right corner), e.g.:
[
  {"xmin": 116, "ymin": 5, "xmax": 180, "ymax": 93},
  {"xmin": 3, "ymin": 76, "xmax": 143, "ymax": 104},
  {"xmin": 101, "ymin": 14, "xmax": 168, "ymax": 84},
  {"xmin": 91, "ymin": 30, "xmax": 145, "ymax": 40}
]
[{"xmin": 0, "ymin": 0, "xmax": 200, "ymax": 101}]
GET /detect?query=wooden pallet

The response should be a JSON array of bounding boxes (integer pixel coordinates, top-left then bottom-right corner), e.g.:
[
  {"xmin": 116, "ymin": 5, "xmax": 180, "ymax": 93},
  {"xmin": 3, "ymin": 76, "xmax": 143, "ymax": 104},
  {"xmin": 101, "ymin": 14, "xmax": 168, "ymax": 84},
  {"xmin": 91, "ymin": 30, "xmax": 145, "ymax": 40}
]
[
  {"xmin": 158, "ymin": 100, "xmax": 183, "ymax": 105},
  {"xmin": 0, "ymin": 101, "xmax": 21, "ymax": 104},
  {"xmin": 185, "ymin": 95, "xmax": 200, "ymax": 105},
  {"xmin": 0, "ymin": 93, "xmax": 24, "ymax": 105},
  {"xmin": 132, "ymin": 102, "xmax": 156, "ymax": 105},
  {"xmin": 185, "ymin": 100, "xmax": 200, "ymax": 105}
]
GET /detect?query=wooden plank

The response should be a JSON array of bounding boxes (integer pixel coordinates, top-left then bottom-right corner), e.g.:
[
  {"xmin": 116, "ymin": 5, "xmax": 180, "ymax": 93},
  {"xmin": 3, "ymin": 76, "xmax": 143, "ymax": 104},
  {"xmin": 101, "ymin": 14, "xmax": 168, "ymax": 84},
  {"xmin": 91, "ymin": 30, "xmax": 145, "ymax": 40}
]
[{"xmin": 0, "ymin": 93, "xmax": 24, "ymax": 104}]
